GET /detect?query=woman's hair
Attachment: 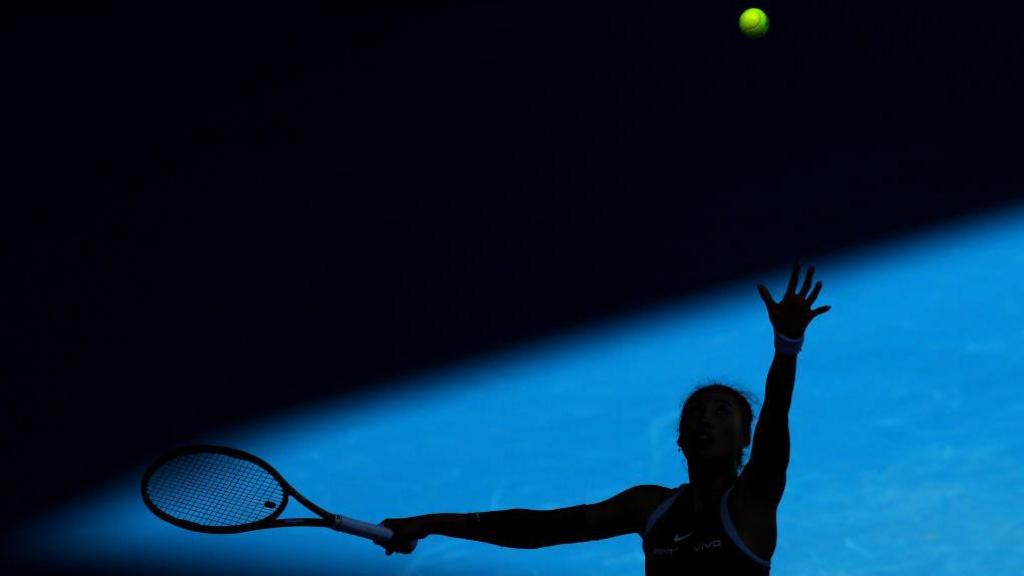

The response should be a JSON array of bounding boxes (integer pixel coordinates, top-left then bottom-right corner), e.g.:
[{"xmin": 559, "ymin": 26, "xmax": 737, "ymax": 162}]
[{"xmin": 676, "ymin": 378, "xmax": 760, "ymax": 475}]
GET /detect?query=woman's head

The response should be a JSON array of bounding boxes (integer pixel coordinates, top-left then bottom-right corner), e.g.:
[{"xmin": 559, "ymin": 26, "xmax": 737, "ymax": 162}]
[{"xmin": 676, "ymin": 380, "xmax": 759, "ymax": 475}]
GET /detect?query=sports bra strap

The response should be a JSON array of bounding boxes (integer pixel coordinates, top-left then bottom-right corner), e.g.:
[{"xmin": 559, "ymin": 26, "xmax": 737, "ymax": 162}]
[{"xmin": 642, "ymin": 484, "xmax": 686, "ymax": 540}]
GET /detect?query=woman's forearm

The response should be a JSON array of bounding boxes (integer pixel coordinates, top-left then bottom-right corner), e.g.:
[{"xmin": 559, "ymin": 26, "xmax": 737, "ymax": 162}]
[
  {"xmin": 425, "ymin": 513, "xmax": 479, "ymax": 540},
  {"xmin": 764, "ymin": 349, "xmax": 797, "ymax": 416},
  {"xmin": 426, "ymin": 505, "xmax": 590, "ymax": 549}
]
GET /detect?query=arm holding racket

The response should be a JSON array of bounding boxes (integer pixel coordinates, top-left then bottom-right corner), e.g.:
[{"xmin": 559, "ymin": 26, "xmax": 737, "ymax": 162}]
[
  {"xmin": 141, "ymin": 445, "xmax": 637, "ymax": 559},
  {"xmin": 377, "ymin": 485, "xmax": 643, "ymax": 554},
  {"xmin": 376, "ymin": 510, "xmax": 580, "ymax": 555},
  {"xmin": 425, "ymin": 507, "xmax": 591, "ymax": 549}
]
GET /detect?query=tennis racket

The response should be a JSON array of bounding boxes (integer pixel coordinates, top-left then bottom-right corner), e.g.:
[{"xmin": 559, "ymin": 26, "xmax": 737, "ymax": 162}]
[{"xmin": 141, "ymin": 444, "xmax": 405, "ymax": 549}]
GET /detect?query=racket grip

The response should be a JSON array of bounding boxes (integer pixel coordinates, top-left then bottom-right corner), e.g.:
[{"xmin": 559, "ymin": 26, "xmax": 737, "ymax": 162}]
[{"xmin": 332, "ymin": 514, "xmax": 394, "ymax": 541}]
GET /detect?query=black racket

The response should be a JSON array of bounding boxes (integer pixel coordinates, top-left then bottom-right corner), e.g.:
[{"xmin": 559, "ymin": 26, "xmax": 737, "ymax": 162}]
[{"xmin": 141, "ymin": 444, "xmax": 405, "ymax": 549}]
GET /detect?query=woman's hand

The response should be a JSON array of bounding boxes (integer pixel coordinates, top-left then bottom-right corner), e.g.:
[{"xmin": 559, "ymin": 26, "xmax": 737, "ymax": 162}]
[
  {"xmin": 757, "ymin": 259, "xmax": 832, "ymax": 339},
  {"xmin": 374, "ymin": 515, "xmax": 434, "ymax": 556}
]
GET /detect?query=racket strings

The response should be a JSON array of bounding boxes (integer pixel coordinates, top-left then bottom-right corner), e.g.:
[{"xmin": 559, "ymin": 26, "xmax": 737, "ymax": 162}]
[{"xmin": 146, "ymin": 452, "xmax": 284, "ymax": 527}]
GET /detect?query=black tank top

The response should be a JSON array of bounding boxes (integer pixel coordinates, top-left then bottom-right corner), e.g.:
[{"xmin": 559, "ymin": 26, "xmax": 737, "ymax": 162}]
[{"xmin": 641, "ymin": 483, "xmax": 771, "ymax": 576}]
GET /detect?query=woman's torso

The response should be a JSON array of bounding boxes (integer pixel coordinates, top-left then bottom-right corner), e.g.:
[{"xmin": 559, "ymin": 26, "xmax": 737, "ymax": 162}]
[{"xmin": 639, "ymin": 482, "xmax": 772, "ymax": 576}]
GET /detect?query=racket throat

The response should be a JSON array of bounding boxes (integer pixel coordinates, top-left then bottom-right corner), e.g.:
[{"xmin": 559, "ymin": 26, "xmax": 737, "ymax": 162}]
[{"xmin": 330, "ymin": 514, "xmax": 345, "ymax": 531}]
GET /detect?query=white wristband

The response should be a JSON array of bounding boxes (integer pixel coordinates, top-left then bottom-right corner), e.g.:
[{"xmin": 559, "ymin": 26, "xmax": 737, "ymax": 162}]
[{"xmin": 774, "ymin": 331, "xmax": 804, "ymax": 355}]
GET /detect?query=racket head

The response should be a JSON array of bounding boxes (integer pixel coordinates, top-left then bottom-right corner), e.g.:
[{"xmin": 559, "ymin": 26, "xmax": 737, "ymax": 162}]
[{"xmin": 141, "ymin": 444, "xmax": 293, "ymax": 534}]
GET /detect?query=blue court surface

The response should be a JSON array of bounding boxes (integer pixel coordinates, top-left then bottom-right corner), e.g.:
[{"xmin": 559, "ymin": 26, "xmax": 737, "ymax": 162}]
[{"xmin": 8, "ymin": 206, "xmax": 1024, "ymax": 575}]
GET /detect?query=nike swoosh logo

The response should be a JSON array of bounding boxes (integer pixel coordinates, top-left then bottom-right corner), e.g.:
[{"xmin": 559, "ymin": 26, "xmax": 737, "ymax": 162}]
[{"xmin": 673, "ymin": 531, "xmax": 694, "ymax": 542}]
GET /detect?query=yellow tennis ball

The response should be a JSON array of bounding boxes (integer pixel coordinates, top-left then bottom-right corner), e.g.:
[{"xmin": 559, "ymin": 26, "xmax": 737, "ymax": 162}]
[{"xmin": 739, "ymin": 8, "xmax": 770, "ymax": 38}]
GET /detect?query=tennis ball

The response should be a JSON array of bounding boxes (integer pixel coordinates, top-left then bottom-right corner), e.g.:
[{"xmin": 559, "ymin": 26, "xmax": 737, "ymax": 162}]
[{"xmin": 739, "ymin": 8, "xmax": 770, "ymax": 38}]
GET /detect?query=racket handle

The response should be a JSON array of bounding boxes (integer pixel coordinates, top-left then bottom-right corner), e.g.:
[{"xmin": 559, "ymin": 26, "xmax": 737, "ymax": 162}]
[{"xmin": 332, "ymin": 514, "xmax": 394, "ymax": 541}]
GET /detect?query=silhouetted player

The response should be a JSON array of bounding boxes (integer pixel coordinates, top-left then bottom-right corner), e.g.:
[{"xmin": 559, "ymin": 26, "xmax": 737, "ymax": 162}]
[{"xmin": 375, "ymin": 260, "xmax": 830, "ymax": 575}]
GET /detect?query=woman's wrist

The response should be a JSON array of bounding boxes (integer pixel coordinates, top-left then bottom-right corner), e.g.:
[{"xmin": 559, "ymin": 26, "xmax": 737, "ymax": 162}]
[
  {"xmin": 423, "ymin": 513, "xmax": 475, "ymax": 538},
  {"xmin": 774, "ymin": 331, "xmax": 804, "ymax": 355}
]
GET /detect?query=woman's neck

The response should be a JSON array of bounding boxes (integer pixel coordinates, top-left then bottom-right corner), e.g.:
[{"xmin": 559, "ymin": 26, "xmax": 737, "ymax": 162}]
[{"xmin": 687, "ymin": 469, "xmax": 737, "ymax": 513}]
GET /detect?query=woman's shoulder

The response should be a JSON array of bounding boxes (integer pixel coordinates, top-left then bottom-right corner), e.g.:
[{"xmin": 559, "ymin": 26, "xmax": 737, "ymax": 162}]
[
  {"xmin": 633, "ymin": 484, "xmax": 682, "ymax": 513},
  {"xmin": 635, "ymin": 482, "xmax": 684, "ymax": 495},
  {"xmin": 630, "ymin": 484, "xmax": 685, "ymax": 537}
]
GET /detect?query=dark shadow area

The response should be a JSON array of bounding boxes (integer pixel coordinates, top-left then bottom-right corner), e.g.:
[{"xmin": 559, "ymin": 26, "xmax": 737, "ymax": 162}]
[{"xmin": 5, "ymin": 3, "xmax": 1022, "ymax": 568}]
